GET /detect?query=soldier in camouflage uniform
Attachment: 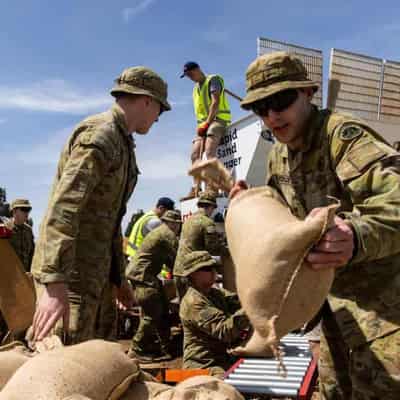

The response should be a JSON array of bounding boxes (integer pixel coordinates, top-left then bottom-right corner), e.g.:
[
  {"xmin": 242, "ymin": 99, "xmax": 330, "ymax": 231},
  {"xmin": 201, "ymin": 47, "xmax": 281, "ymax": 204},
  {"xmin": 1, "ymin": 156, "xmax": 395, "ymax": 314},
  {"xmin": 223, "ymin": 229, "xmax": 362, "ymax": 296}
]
[
  {"xmin": 174, "ymin": 191, "xmax": 225, "ymax": 299},
  {"xmin": 179, "ymin": 251, "xmax": 249, "ymax": 377},
  {"xmin": 8, "ymin": 199, "xmax": 35, "ymax": 272},
  {"xmin": 230, "ymin": 51, "xmax": 400, "ymax": 399},
  {"xmin": 30, "ymin": 66, "xmax": 171, "ymax": 345},
  {"xmin": 0, "ymin": 199, "xmax": 35, "ymax": 342},
  {"xmin": 126, "ymin": 210, "xmax": 182, "ymax": 361}
]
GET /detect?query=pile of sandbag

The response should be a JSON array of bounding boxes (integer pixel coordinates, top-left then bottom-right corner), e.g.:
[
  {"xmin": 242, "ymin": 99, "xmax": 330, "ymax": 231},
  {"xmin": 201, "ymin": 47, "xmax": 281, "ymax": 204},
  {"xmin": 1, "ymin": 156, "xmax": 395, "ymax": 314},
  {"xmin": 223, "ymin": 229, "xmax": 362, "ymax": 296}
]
[
  {"xmin": 226, "ymin": 187, "xmax": 337, "ymax": 358},
  {"xmin": 121, "ymin": 376, "xmax": 244, "ymax": 400},
  {"xmin": 0, "ymin": 341, "xmax": 33, "ymax": 390},
  {"xmin": 0, "ymin": 337, "xmax": 245, "ymax": 400},
  {"xmin": 0, "ymin": 340, "xmax": 140, "ymax": 400}
]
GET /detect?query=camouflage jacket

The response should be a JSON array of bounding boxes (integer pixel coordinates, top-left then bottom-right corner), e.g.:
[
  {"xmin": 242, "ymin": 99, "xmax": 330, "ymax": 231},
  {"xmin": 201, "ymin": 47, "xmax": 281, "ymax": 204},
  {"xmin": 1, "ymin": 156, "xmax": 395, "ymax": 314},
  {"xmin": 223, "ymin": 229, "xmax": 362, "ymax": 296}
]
[
  {"xmin": 174, "ymin": 210, "xmax": 223, "ymax": 276},
  {"xmin": 180, "ymin": 286, "xmax": 249, "ymax": 370},
  {"xmin": 32, "ymin": 103, "xmax": 138, "ymax": 287},
  {"xmin": 9, "ymin": 221, "xmax": 35, "ymax": 272},
  {"xmin": 267, "ymin": 107, "xmax": 400, "ymax": 348},
  {"xmin": 126, "ymin": 223, "xmax": 178, "ymax": 287}
]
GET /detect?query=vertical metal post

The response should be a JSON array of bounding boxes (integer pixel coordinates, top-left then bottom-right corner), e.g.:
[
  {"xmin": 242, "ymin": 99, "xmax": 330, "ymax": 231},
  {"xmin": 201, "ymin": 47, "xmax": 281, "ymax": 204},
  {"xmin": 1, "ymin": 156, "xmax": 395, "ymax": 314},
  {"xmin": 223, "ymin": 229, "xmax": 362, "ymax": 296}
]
[{"xmin": 377, "ymin": 59, "xmax": 386, "ymax": 121}]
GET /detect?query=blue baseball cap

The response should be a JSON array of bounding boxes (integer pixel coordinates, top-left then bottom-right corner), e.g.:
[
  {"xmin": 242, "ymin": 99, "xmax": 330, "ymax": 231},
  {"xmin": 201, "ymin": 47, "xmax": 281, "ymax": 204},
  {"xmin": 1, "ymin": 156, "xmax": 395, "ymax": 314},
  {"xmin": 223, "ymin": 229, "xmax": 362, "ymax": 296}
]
[
  {"xmin": 156, "ymin": 197, "xmax": 175, "ymax": 210},
  {"xmin": 180, "ymin": 61, "xmax": 200, "ymax": 78}
]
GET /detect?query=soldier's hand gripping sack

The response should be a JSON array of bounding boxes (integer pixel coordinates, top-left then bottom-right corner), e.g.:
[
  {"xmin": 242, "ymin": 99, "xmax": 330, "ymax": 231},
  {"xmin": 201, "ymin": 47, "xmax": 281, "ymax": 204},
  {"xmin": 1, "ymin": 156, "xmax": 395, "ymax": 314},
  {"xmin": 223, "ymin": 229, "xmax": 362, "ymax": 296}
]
[{"xmin": 226, "ymin": 187, "xmax": 337, "ymax": 356}]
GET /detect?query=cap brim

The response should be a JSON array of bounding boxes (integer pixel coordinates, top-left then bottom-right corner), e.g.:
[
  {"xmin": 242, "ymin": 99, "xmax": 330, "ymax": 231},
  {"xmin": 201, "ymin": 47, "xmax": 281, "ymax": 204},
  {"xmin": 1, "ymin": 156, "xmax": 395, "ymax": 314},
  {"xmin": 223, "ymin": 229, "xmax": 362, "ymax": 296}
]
[
  {"xmin": 110, "ymin": 83, "xmax": 171, "ymax": 111},
  {"xmin": 181, "ymin": 259, "xmax": 217, "ymax": 277},
  {"xmin": 180, "ymin": 73, "xmax": 186, "ymax": 79},
  {"xmin": 240, "ymin": 80, "xmax": 319, "ymax": 110}
]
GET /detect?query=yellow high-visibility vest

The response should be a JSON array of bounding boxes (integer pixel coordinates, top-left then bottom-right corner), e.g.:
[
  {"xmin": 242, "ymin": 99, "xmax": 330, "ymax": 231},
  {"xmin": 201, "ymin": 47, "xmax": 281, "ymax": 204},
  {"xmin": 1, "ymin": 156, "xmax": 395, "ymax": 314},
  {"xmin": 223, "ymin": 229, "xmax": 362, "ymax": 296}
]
[
  {"xmin": 125, "ymin": 210, "xmax": 157, "ymax": 257},
  {"xmin": 192, "ymin": 74, "xmax": 231, "ymax": 126}
]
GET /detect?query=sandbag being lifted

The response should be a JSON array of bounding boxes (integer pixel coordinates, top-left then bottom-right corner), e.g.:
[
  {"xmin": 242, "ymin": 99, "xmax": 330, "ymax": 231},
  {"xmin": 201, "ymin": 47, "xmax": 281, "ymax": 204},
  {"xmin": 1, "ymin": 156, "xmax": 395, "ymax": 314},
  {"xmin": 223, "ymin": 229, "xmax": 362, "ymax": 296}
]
[{"xmin": 226, "ymin": 187, "xmax": 337, "ymax": 358}]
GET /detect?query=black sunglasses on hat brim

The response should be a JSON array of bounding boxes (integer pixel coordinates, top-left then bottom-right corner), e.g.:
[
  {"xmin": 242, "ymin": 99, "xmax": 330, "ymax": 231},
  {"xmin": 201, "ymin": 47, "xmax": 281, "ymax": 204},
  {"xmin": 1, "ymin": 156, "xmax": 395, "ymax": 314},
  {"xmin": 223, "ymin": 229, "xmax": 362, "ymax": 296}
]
[{"xmin": 250, "ymin": 89, "xmax": 300, "ymax": 116}]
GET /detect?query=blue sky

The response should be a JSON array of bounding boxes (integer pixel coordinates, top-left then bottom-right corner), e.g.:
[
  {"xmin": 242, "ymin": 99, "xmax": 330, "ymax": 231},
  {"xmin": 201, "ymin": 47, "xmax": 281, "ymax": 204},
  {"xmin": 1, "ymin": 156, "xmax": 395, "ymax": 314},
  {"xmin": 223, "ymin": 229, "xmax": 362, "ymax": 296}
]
[{"xmin": 1, "ymin": 0, "xmax": 399, "ymax": 234}]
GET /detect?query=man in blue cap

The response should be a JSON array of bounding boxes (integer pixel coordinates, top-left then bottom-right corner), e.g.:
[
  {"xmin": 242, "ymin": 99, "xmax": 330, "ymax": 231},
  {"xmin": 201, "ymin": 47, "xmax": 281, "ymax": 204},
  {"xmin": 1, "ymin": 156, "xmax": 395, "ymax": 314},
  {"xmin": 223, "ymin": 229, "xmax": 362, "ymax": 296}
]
[{"xmin": 180, "ymin": 62, "xmax": 231, "ymax": 200}]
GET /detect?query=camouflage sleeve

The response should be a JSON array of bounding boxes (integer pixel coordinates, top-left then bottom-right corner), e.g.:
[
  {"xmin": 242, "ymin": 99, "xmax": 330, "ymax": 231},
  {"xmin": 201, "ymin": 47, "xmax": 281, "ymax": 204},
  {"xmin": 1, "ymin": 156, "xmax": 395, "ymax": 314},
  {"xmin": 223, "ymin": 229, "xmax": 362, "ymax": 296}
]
[
  {"xmin": 110, "ymin": 226, "xmax": 125, "ymax": 287},
  {"xmin": 37, "ymin": 134, "xmax": 109, "ymax": 284},
  {"xmin": 221, "ymin": 288, "xmax": 242, "ymax": 313},
  {"xmin": 330, "ymin": 125, "xmax": 400, "ymax": 264},
  {"xmin": 204, "ymin": 220, "xmax": 224, "ymax": 256},
  {"xmin": 28, "ymin": 229, "xmax": 35, "ymax": 272},
  {"xmin": 265, "ymin": 145, "xmax": 286, "ymax": 198},
  {"xmin": 191, "ymin": 295, "xmax": 249, "ymax": 344}
]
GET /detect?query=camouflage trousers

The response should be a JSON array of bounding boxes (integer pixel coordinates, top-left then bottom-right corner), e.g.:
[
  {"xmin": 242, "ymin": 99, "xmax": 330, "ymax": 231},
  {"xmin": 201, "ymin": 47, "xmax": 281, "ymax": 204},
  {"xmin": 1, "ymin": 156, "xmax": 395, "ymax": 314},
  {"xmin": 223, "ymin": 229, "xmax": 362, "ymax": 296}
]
[
  {"xmin": 319, "ymin": 317, "xmax": 400, "ymax": 399},
  {"xmin": 34, "ymin": 278, "xmax": 117, "ymax": 345},
  {"xmin": 131, "ymin": 283, "xmax": 170, "ymax": 356}
]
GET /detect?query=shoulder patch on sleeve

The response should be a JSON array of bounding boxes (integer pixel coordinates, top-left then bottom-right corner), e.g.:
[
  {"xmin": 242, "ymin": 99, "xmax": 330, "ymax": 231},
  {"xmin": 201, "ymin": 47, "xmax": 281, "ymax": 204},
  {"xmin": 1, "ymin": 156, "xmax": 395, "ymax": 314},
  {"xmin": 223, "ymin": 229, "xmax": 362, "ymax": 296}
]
[
  {"xmin": 336, "ymin": 140, "xmax": 387, "ymax": 181},
  {"xmin": 339, "ymin": 124, "xmax": 363, "ymax": 141}
]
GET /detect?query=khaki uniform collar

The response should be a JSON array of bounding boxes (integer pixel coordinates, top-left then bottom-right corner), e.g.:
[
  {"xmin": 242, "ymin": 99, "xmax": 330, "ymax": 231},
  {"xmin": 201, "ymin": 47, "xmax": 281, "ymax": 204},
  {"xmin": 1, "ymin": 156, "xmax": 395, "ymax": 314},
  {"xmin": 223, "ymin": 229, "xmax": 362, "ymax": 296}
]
[
  {"xmin": 281, "ymin": 106, "xmax": 321, "ymax": 162},
  {"xmin": 111, "ymin": 103, "xmax": 129, "ymax": 136}
]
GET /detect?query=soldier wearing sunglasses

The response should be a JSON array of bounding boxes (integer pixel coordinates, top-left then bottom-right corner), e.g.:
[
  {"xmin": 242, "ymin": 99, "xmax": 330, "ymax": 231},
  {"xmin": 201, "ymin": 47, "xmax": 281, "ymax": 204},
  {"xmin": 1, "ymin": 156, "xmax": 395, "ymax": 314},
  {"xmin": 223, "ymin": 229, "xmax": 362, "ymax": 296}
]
[{"xmin": 230, "ymin": 51, "xmax": 400, "ymax": 399}]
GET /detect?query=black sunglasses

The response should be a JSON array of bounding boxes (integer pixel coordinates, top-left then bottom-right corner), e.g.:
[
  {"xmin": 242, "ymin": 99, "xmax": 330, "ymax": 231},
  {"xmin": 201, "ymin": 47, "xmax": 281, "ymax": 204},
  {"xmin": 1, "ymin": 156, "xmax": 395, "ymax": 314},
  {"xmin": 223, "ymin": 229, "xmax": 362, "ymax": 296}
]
[
  {"xmin": 17, "ymin": 208, "xmax": 31, "ymax": 213},
  {"xmin": 251, "ymin": 89, "xmax": 299, "ymax": 117},
  {"xmin": 200, "ymin": 265, "xmax": 216, "ymax": 273}
]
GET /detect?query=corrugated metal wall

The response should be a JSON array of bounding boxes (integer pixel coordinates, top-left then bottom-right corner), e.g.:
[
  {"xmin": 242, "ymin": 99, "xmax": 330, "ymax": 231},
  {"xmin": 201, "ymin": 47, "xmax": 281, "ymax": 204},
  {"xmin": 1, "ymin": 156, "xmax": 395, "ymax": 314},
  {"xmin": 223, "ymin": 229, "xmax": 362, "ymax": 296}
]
[
  {"xmin": 328, "ymin": 49, "xmax": 400, "ymax": 123},
  {"xmin": 257, "ymin": 37, "xmax": 323, "ymax": 108}
]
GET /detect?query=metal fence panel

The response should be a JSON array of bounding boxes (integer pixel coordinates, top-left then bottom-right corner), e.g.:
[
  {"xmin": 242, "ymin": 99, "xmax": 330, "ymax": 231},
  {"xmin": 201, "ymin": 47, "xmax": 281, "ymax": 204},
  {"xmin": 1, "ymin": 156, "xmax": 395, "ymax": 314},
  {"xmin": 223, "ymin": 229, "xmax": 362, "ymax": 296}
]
[
  {"xmin": 257, "ymin": 37, "xmax": 323, "ymax": 108},
  {"xmin": 328, "ymin": 49, "xmax": 400, "ymax": 123}
]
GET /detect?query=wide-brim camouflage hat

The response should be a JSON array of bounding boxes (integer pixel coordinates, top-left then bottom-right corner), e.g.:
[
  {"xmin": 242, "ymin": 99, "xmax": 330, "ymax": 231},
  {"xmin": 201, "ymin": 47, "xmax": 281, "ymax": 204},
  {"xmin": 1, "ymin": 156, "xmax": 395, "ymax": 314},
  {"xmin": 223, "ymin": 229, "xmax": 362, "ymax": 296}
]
[
  {"xmin": 10, "ymin": 198, "xmax": 32, "ymax": 211},
  {"xmin": 197, "ymin": 191, "xmax": 217, "ymax": 207},
  {"xmin": 181, "ymin": 251, "xmax": 217, "ymax": 277},
  {"xmin": 241, "ymin": 51, "xmax": 319, "ymax": 110},
  {"xmin": 161, "ymin": 209, "xmax": 182, "ymax": 224},
  {"xmin": 111, "ymin": 66, "xmax": 171, "ymax": 111}
]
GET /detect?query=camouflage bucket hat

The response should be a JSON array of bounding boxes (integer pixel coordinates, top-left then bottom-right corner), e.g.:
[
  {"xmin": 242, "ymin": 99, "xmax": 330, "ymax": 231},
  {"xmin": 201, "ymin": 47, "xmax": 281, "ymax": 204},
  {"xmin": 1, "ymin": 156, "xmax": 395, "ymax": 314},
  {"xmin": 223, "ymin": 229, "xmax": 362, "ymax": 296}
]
[
  {"xmin": 161, "ymin": 209, "xmax": 182, "ymax": 224},
  {"xmin": 181, "ymin": 251, "xmax": 217, "ymax": 277},
  {"xmin": 241, "ymin": 51, "xmax": 319, "ymax": 110},
  {"xmin": 111, "ymin": 66, "xmax": 171, "ymax": 111},
  {"xmin": 197, "ymin": 191, "xmax": 217, "ymax": 207},
  {"xmin": 10, "ymin": 199, "xmax": 32, "ymax": 211}
]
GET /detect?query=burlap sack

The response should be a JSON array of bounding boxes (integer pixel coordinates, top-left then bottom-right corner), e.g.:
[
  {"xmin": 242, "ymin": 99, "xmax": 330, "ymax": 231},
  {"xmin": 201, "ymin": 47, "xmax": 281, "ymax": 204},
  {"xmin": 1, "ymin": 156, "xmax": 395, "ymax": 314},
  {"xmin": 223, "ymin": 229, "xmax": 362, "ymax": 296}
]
[
  {"xmin": 226, "ymin": 187, "xmax": 337, "ymax": 357},
  {"xmin": 155, "ymin": 376, "xmax": 244, "ymax": 400},
  {"xmin": 188, "ymin": 158, "xmax": 233, "ymax": 193},
  {"xmin": 0, "ymin": 239, "xmax": 36, "ymax": 333},
  {"xmin": 120, "ymin": 381, "xmax": 171, "ymax": 400},
  {"xmin": 0, "ymin": 341, "xmax": 32, "ymax": 390},
  {"xmin": 0, "ymin": 340, "xmax": 140, "ymax": 400},
  {"xmin": 221, "ymin": 252, "xmax": 236, "ymax": 293}
]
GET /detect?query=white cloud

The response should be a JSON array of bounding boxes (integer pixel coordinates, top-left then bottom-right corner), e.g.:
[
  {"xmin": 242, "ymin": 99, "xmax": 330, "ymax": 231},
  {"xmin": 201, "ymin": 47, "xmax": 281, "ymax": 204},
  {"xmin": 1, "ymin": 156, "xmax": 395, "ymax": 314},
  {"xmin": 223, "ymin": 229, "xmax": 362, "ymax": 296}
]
[
  {"xmin": 0, "ymin": 80, "xmax": 111, "ymax": 114},
  {"xmin": 122, "ymin": 0, "xmax": 156, "ymax": 22},
  {"xmin": 14, "ymin": 126, "xmax": 72, "ymax": 167}
]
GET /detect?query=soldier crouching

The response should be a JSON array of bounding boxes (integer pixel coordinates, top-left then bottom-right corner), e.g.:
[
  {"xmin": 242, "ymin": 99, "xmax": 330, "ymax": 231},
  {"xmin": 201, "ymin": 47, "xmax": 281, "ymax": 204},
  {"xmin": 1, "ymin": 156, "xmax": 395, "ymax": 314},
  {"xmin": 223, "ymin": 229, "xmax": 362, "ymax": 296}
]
[{"xmin": 179, "ymin": 251, "xmax": 249, "ymax": 378}]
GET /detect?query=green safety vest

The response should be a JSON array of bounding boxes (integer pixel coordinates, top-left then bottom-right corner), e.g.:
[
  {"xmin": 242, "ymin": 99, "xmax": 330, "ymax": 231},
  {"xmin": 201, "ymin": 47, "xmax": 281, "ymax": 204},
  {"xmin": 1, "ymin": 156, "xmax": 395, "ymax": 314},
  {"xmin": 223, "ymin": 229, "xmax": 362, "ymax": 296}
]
[
  {"xmin": 192, "ymin": 75, "xmax": 231, "ymax": 126},
  {"xmin": 126, "ymin": 210, "xmax": 157, "ymax": 257}
]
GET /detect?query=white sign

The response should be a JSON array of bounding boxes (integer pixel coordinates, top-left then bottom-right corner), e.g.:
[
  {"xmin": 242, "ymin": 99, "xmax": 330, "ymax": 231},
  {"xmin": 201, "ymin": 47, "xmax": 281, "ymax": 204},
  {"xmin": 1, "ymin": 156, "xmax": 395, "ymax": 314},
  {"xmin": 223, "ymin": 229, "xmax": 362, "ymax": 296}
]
[{"xmin": 216, "ymin": 113, "xmax": 275, "ymax": 186}]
